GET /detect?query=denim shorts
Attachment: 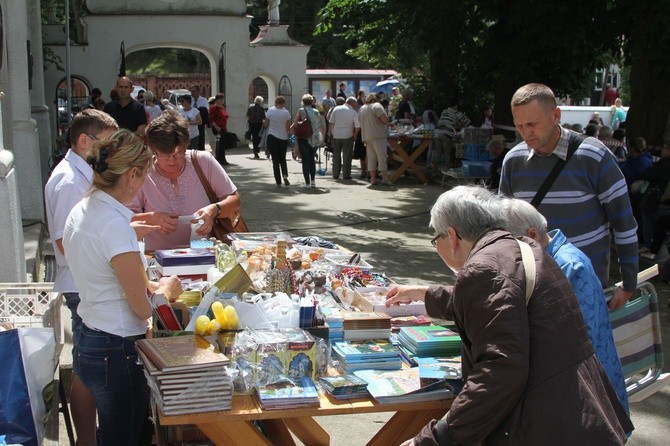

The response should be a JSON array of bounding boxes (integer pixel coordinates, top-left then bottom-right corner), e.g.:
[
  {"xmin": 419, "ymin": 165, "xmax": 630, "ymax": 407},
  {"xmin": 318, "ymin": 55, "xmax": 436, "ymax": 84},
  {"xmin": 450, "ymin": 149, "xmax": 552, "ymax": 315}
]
[
  {"xmin": 76, "ymin": 324, "xmax": 150, "ymax": 446},
  {"xmin": 63, "ymin": 292, "xmax": 83, "ymax": 374}
]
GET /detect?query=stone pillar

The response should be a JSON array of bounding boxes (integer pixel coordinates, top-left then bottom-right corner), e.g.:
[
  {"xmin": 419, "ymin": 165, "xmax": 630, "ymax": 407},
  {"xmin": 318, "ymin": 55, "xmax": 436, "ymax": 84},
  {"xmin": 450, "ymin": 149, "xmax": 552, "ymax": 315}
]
[
  {"xmin": 0, "ymin": 128, "xmax": 27, "ymax": 282},
  {"xmin": 4, "ymin": 0, "xmax": 44, "ymax": 220},
  {"xmin": 29, "ymin": 0, "xmax": 54, "ymax": 186}
]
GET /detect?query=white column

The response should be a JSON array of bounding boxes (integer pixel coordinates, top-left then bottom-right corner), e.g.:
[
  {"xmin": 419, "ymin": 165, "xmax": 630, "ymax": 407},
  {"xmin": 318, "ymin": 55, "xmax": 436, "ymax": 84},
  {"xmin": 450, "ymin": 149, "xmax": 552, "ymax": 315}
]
[
  {"xmin": 4, "ymin": 0, "xmax": 45, "ymax": 220},
  {"xmin": 29, "ymin": 0, "xmax": 55, "ymax": 186}
]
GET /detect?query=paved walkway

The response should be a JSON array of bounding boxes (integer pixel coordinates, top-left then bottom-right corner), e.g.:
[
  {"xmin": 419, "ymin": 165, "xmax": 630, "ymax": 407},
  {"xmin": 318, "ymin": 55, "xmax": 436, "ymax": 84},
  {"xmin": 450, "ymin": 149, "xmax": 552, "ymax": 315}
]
[{"xmin": 43, "ymin": 142, "xmax": 669, "ymax": 445}]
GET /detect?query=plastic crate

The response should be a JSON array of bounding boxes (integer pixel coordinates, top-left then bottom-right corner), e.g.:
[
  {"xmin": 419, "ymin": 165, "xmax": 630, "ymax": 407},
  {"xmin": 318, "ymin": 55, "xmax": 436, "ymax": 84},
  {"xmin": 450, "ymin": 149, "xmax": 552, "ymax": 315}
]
[
  {"xmin": 0, "ymin": 282, "xmax": 56, "ymax": 328},
  {"xmin": 462, "ymin": 160, "xmax": 493, "ymax": 177},
  {"xmin": 463, "ymin": 143, "xmax": 493, "ymax": 161}
]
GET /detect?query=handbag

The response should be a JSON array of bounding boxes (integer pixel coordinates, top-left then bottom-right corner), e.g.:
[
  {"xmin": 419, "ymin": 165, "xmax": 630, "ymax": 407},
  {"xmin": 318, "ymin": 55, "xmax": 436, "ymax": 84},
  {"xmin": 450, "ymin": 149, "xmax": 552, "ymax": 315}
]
[
  {"xmin": 291, "ymin": 108, "xmax": 313, "ymax": 140},
  {"xmin": 190, "ymin": 151, "xmax": 249, "ymax": 242}
]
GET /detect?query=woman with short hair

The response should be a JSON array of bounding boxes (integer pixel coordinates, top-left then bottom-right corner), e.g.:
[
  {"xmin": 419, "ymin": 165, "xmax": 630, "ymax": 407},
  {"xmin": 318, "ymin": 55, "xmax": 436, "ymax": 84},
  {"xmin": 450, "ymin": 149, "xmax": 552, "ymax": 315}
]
[{"xmin": 387, "ymin": 185, "xmax": 632, "ymax": 445}]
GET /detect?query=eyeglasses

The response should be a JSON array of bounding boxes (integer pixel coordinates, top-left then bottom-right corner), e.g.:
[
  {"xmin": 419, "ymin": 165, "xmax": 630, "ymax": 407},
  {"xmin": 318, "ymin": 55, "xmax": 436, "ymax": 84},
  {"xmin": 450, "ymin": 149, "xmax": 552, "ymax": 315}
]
[
  {"xmin": 154, "ymin": 149, "xmax": 186, "ymax": 161},
  {"xmin": 87, "ymin": 133, "xmax": 99, "ymax": 141},
  {"xmin": 430, "ymin": 234, "xmax": 444, "ymax": 247}
]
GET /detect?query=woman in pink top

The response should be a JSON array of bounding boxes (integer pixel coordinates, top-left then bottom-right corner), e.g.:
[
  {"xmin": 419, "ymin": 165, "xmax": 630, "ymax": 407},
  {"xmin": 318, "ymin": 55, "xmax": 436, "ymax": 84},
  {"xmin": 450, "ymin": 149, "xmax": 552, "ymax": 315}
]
[{"xmin": 128, "ymin": 111, "xmax": 240, "ymax": 250}]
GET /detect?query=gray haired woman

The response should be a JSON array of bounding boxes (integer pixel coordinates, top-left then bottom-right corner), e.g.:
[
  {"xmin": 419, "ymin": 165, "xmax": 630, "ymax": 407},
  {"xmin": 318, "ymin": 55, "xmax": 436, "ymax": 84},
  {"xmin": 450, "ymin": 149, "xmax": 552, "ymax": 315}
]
[{"xmin": 387, "ymin": 185, "xmax": 631, "ymax": 445}]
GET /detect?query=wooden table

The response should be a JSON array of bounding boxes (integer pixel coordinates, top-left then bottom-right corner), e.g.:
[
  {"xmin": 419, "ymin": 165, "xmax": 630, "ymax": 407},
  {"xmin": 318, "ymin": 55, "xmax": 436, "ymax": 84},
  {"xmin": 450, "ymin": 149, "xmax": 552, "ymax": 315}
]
[
  {"xmin": 387, "ymin": 135, "xmax": 433, "ymax": 184},
  {"xmin": 159, "ymin": 391, "xmax": 452, "ymax": 445}
]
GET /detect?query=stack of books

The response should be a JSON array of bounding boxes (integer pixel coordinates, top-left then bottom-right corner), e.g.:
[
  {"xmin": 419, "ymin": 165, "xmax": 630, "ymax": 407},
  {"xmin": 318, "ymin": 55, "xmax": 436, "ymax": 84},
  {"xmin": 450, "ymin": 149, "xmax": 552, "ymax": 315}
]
[
  {"xmin": 353, "ymin": 368, "xmax": 453, "ymax": 404},
  {"xmin": 137, "ymin": 335, "xmax": 233, "ymax": 415},
  {"xmin": 319, "ymin": 306, "xmax": 344, "ymax": 341},
  {"xmin": 341, "ymin": 311, "xmax": 392, "ymax": 341},
  {"xmin": 332, "ymin": 339, "xmax": 402, "ymax": 373},
  {"xmin": 254, "ymin": 376, "xmax": 320, "ymax": 410},
  {"xmin": 398, "ymin": 326, "xmax": 462, "ymax": 358},
  {"xmin": 417, "ymin": 356, "xmax": 464, "ymax": 395},
  {"xmin": 319, "ymin": 374, "xmax": 370, "ymax": 400}
]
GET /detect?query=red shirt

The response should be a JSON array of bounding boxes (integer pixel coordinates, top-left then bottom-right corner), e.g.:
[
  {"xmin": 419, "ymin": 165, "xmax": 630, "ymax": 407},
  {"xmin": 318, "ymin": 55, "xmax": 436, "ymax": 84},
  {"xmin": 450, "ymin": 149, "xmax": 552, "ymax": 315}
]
[{"xmin": 209, "ymin": 104, "xmax": 229, "ymax": 132}]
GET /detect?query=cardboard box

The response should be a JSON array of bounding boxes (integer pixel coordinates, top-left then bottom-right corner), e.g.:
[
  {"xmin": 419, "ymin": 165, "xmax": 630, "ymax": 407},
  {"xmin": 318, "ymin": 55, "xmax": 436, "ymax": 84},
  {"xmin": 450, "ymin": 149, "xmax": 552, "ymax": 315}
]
[{"xmin": 354, "ymin": 287, "xmax": 427, "ymax": 317}]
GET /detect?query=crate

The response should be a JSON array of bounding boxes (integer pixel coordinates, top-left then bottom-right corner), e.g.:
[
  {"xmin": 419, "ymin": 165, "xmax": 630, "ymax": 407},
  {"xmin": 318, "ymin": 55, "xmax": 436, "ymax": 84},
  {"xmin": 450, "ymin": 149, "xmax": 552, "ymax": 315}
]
[
  {"xmin": 462, "ymin": 143, "xmax": 493, "ymax": 161},
  {"xmin": 0, "ymin": 282, "xmax": 56, "ymax": 328},
  {"xmin": 461, "ymin": 160, "xmax": 493, "ymax": 177}
]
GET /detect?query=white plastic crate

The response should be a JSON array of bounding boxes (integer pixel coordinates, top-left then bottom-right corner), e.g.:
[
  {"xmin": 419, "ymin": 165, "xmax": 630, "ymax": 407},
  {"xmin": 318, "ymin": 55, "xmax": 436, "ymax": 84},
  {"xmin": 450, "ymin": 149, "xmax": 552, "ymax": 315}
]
[{"xmin": 0, "ymin": 282, "xmax": 56, "ymax": 328}]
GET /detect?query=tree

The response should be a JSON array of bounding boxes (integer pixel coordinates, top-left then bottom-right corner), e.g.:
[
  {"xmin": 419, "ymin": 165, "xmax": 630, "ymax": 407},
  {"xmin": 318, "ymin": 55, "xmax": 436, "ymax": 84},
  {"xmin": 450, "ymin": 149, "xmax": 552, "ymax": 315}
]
[
  {"xmin": 621, "ymin": 1, "xmax": 670, "ymax": 147},
  {"xmin": 318, "ymin": 1, "xmax": 622, "ymax": 132}
]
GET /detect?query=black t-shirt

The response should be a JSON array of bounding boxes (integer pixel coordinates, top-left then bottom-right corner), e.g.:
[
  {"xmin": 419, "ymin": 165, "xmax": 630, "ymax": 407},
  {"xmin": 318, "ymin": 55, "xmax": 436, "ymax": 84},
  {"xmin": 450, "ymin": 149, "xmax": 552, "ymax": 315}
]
[{"xmin": 103, "ymin": 99, "xmax": 147, "ymax": 132}]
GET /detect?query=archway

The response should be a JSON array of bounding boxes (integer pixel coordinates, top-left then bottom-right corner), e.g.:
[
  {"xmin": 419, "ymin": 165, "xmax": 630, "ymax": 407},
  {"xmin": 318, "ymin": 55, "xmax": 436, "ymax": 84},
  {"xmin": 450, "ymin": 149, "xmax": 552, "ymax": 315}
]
[
  {"xmin": 248, "ymin": 74, "xmax": 277, "ymax": 109},
  {"xmin": 125, "ymin": 45, "xmax": 215, "ymax": 99},
  {"xmin": 54, "ymin": 76, "xmax": 91, "ymax": 152}
]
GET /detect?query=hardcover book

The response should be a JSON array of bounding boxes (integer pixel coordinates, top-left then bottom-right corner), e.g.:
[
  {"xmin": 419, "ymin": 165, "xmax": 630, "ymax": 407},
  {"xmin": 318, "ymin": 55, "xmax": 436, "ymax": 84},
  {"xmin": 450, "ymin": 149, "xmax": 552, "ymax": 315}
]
[{"xmin": 136, "ymin": 334, "xmax": 229, "ymax": 373}]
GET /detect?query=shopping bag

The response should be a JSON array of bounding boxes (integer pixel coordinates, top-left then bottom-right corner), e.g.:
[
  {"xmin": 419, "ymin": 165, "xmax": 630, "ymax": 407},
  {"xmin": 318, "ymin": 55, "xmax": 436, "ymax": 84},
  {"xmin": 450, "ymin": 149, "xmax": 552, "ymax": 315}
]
[{"xmin": 0, "ymin": 328, "xmax": 56, "ymax": 446}]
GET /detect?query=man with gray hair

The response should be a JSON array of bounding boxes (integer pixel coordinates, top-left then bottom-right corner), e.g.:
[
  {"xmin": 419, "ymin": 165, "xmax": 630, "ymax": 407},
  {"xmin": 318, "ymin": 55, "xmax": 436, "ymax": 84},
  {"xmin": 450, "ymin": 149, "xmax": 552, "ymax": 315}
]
[
  {"xmin": 328, "ymin": 96, "xmax": 360, "ymax": 180},
  {"xmin": 503, "ymin": 198, "xmax": 629, "ymax": 415},
  {"xmin": 500, "ymin": 83, "xmax": 638, "ymax": 310}
]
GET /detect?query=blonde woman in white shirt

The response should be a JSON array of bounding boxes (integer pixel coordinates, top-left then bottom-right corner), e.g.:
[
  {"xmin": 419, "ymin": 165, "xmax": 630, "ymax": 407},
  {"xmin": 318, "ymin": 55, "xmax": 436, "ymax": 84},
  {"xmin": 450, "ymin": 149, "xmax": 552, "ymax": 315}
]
[{"xmin": 64, "ymin": 129, "xmax": 182, "ymax": 446}]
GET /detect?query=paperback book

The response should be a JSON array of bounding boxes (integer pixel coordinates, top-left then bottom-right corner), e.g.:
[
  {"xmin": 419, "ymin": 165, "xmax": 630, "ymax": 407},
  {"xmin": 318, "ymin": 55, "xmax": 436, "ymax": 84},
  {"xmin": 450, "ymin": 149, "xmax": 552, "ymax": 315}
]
[
  {"xmin": 353, "ymin": 368, "xmax": 453, "ymax": 404},
  {"xmin": 398, "ymin": 325, "xmax": 462, "ymax": 357},
  {"xmin": 254, "ymin": 376, "xmax": 320, "ymax": 410}
]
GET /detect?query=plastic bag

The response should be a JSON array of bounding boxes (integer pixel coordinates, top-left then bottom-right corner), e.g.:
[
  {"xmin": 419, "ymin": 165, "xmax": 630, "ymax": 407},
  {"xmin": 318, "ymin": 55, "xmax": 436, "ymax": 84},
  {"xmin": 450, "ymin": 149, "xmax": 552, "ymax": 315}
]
[{"xmin": 0, "ymin": 328, "xmax": 56, "ymax": 446}]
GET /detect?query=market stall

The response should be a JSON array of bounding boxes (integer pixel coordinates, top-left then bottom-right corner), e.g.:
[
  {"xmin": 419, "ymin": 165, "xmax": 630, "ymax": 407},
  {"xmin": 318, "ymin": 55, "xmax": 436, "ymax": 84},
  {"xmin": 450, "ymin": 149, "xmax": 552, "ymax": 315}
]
[{"xmin": 143, "ymin": 232, "xmax": 460, "ymax": 445}]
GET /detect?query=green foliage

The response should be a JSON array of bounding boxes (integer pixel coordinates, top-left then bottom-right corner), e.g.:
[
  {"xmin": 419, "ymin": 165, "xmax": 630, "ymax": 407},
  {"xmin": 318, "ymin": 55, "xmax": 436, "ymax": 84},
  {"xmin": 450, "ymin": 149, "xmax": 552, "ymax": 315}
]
[{"xmin": 125, "ymin": 49, "xmax": 210, "ymax": 74}]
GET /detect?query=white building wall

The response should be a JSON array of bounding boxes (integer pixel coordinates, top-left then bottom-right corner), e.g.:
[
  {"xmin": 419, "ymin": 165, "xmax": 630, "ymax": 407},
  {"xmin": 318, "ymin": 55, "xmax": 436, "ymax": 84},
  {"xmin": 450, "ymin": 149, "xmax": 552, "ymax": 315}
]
[{"xmin": 43, "ymin": 15, "xmax": 309, "ymax": 139}]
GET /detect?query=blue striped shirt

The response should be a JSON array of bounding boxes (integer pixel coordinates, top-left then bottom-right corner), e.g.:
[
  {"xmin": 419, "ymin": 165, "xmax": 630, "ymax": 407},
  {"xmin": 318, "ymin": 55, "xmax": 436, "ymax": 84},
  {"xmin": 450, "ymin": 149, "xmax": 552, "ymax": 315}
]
[{"xmin": 500, "ymin": 127, "xmax": 638, "ymax": 290}]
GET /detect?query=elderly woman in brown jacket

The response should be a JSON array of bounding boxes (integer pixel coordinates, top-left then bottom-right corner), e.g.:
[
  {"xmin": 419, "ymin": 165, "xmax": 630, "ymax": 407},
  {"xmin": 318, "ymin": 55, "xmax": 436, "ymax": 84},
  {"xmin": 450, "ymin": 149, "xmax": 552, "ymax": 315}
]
[{"xmin": 386, "ymin": 185, "xmax": 632, "ymax": 446}]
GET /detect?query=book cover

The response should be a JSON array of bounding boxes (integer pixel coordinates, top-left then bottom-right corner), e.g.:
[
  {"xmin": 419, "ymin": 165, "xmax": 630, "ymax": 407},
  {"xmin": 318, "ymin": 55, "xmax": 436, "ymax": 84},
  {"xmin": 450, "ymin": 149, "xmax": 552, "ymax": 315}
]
[
  {"xmin": 400, "ymin": 325, "xmax": 459, "ymax": 344},
  {"xmin": 150, "ymin": 292, "xmax": 182, "ymax": 331},
  {"xmin": 254, "ymin": 376, "xmax": 320, "ymax": 409},
  {"xmin": 353, "ymin": 368, "xmax": 453, "ymax": 404},
  {"xmin": 154, "ymin": 248, "xmax": 215, "ymax": 266},
  {"xmin": 319, "ymin": 374, "xmax": 368, "ymax": 395},
  {"xmin": 417, "ymin": 357, "xmax": 462, "ymax": 381},
  {"xmin": 136, "ymin": 334, "xmax": 229, "ymax": 373}
]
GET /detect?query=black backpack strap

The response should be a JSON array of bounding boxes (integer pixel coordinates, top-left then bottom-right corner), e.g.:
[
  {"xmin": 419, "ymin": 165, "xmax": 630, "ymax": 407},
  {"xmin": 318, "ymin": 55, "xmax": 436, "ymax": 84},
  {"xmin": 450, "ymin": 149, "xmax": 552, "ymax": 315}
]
[{"xmin": 530, "ymin": 132, "xmax": 585, "ymax": 208}]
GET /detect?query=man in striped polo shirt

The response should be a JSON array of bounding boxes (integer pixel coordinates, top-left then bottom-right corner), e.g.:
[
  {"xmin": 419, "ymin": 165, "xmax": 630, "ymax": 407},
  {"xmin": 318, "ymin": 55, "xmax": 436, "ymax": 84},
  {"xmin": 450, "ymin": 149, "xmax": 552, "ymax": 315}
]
[{"xmin": 500, "ymin": 83, "xmax": 638, "ymax": 310}]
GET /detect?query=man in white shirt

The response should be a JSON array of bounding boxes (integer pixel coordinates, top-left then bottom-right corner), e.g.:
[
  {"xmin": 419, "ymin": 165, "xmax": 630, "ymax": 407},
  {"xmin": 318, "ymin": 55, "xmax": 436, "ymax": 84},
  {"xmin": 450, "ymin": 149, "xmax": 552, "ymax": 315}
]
[
  {"xmin": 190, "ymin": 85, "xmax": 210, "ymax": 149},
  {"xmin": 44, "ymin": 109, "xmax": 118, "ymax": 446},
  {"xmin": 329, "ymin": 97, "xmax": 360, "ymax": 180}
]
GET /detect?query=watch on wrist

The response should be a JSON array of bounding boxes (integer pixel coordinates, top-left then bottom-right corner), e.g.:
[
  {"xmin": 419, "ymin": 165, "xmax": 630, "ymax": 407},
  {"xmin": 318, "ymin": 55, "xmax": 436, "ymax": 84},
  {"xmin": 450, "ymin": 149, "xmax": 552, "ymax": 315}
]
[{"xmin": 214, "ymin": 203, "xmax": 222, "ymax": 217}]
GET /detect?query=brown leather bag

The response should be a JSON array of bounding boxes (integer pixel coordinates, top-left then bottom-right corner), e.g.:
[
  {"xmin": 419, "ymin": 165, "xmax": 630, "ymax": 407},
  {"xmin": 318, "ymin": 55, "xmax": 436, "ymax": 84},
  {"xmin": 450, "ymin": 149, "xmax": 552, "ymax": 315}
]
[{"xmin": 190, "ymin": 151, "xmax": 249, "ymax": 242}]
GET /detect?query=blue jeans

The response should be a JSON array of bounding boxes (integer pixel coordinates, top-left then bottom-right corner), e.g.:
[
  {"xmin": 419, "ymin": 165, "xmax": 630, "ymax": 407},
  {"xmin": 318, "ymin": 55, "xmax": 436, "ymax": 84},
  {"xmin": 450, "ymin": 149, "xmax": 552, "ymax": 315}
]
[
  {"xmin": 63, "ymin": 292, "xmax": 83, "ymax": 374},
  {"xmin": 298, "ymin": 138, "xmax": 317, "ymax": 184},
  {"xmin": 76, "ymin": 324, "xmax": 150, "ymax": 446}
]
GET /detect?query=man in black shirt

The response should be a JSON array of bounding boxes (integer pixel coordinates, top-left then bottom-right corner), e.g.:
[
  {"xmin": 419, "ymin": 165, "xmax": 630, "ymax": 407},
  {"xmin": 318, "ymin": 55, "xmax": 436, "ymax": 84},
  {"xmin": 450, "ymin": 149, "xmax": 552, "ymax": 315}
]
[{"xmin": 103, "ymin": 76, "xmax": 147, "ymax": 137}]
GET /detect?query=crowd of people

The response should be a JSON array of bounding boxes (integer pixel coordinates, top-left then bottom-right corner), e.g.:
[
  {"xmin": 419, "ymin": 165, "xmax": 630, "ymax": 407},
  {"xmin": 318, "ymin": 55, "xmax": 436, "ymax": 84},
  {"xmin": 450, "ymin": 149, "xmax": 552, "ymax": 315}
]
[{"xmin": 46, "ymin": 76, "xmax": 668, "ymax": 445}]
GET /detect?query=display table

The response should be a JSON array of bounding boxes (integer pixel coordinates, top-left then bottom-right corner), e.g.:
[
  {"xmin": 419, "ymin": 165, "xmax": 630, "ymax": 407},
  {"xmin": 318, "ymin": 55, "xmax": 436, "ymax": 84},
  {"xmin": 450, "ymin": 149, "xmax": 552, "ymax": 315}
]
[
  {"xmin": 387, "ymin": 135, "xmax": 433, "ymax": 184},
  {"xmin": 158, "ymin": 391, "xmax": 452, "ymax": 446}
]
